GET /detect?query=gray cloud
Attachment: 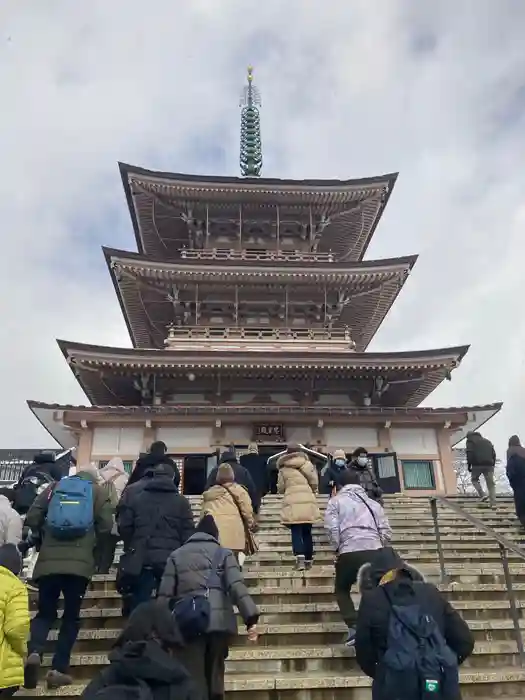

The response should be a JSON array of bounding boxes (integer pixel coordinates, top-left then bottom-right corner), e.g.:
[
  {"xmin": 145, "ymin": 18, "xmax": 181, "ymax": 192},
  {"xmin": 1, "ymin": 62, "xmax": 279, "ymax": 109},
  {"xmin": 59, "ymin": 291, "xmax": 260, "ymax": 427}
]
[{"xmin": 1, "ymin": 0, "xmax": 524, "ymax": 456}]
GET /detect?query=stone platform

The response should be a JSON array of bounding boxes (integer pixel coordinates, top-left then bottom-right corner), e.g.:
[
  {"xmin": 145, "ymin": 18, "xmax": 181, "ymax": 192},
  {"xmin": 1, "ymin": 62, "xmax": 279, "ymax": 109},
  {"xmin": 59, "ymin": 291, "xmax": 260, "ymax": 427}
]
[{"xmin": 18, "ymin": 494, "xmax": 525, "ymax": 698}]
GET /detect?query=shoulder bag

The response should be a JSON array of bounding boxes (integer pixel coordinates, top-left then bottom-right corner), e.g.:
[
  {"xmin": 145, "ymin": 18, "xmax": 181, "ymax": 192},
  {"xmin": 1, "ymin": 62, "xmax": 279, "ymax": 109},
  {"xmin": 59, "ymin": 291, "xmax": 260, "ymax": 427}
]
[
  {"xmin": 218, "ymin": 485, "xmax": 258, "ymax": 556},
  {"xmin": 353, "ymin": 491, "xmax": 395, "ymax": 554}
]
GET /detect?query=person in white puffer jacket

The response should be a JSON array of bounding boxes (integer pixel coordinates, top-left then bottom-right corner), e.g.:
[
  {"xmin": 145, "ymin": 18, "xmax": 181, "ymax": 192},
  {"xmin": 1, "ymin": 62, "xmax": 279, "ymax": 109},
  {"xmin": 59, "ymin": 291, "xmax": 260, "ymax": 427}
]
[
  {"xmin": 0, "ymin": 488, "xmax": 23, "ymax": 546},
  {"xmin": 95, "ymin": 458, "xmax": 129, "ymax": 573}
]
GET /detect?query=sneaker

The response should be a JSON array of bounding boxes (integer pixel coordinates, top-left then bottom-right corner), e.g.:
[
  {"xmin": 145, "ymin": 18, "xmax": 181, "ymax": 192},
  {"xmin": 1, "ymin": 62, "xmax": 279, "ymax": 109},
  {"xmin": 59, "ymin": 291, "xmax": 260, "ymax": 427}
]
[
  {"xmin": 46, "ymin": 669, "xmax": 73, "ymax": 690},
  {"xmin": 344, "ymin": 628, "xmax": 357, "ymax": 646},
  {"xmin": 24, "ymin": 652, "xmax": 41, "ymax": 689},
  {"xmin": 480, "ymin": 495, "xmax": 489, "ymax": 503},
  {"xmin": 305, "ymin": 560, "xmax": 313, "ymax": 571},
  {"xmin": 295, "ymin": 555, "xmax": 306, "ymax": 571}
]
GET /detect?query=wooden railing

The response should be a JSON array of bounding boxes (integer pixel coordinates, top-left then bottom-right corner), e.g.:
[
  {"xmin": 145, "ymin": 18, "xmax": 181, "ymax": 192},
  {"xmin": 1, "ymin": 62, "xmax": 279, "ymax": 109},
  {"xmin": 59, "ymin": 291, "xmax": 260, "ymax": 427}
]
[{"xmin": 179, "ymin": 248, "xmax": 335, "ymax": 263}]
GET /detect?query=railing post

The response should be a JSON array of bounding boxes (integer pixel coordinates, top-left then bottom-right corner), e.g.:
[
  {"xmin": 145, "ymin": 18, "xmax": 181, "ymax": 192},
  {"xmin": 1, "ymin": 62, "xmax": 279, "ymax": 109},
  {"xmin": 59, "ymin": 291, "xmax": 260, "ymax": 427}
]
[
  {"xmin": 499, "ymin": 543, "xmax": 525, "ymax": 665},
  {"xmin": 430, "ymin": 498, "xmax": 448, "ymax": 583}
]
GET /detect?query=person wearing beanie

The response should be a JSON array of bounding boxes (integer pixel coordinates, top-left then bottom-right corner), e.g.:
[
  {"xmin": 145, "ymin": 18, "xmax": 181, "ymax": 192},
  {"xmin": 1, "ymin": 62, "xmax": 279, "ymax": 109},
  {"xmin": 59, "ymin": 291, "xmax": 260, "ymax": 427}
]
[
  {"xmin": 276, "ymin": 444, "xmax": 321, "ymax": 571},
  {"xmin": 159, "ymin": 515, "xmax": 259, "ymax": 700},
  {"xmin": 80, "ymin": 600, "xmax": 199, "ymax": 700},
  {"xmin": 23, "ymin": 466, "xmax": 114, "ymax": 690},
  {"xmin": 0, "ymin": 543, "xmax": 30, "ymax": 696},
  {"xmin": 320, "ymin": 449, "xmax": 351, "ymax": 496},
  {"xmin": 201, "ymin": 465, "xmax": 256, "ymax": 558},
  {"xmin": 205, "ymin": 450, "xmax": 260, "ymax": 514}
]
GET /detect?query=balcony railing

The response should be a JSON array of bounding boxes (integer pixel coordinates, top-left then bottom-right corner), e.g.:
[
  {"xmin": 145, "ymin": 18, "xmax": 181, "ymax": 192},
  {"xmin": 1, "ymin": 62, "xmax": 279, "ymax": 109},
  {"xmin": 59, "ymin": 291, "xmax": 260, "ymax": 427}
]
[
  {"xmin": 179, "ymin": 248, "xmax": 335, "ymax": 263},
  {"xmin": 164, "ymin": 325, "xmax": 356, "ymax": 352}
]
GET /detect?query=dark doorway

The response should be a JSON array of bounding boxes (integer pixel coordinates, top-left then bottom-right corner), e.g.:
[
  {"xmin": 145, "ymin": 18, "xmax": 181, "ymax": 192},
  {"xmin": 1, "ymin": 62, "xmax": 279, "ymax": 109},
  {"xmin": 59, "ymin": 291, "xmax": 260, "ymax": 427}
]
[
  {"xmin": 370, "ymin": 452, "xmax": 401, "ymax": 494},
  {"xmin": 182, "ymin": 454, "xmax": 208, "ymax": 495},
  {"xmin": 256, "ymin": 444, "xmax": 287, "ymax": 494}
]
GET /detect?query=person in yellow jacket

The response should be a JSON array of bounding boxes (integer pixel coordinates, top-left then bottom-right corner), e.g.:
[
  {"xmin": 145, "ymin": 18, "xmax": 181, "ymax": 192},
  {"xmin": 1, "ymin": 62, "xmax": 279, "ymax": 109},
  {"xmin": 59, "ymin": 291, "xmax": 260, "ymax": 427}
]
[{"xmin": 0, "ymin": 543, "xmax": 30, "ymax": 696}]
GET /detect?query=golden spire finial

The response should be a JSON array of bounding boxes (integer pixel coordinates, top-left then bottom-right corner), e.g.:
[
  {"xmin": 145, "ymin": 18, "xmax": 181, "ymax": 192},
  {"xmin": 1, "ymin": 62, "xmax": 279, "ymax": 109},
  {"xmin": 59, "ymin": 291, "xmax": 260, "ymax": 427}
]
[{"xmin": 247, "ymin": 65, "xmax": 253, "ymax": 82}]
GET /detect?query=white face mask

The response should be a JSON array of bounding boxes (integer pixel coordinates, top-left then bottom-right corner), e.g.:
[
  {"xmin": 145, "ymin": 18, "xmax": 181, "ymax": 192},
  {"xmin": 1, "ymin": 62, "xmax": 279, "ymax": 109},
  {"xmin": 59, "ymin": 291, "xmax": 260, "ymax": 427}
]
[{"xmin": 357, "ymin": 456, "xmax": 368, "ymax": 467}]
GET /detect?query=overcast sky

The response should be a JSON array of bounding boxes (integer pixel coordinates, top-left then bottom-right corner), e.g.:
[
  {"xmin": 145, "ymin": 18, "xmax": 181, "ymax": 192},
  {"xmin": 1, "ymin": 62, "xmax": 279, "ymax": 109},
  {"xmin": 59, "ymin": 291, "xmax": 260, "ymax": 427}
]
[{"xmin": 1, "ymin": 0, "xmax": 524, "ymax": 455}]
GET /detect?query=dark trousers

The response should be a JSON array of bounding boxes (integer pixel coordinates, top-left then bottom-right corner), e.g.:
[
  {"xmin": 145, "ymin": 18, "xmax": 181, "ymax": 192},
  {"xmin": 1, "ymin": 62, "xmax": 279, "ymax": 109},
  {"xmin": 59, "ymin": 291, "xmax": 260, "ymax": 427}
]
[
  {"xmin": 289, "ymin": 524, "xmax": 314, "ymax": 561},
  {"xmin": 94, "ymin": 534, "xmax": 120, "ymax": 574},
  {"xmin": 125, "ymin": 567, "xmax": 162, "ymax": 617},
  {"xmin": 0, "ymin": 688, "xmax": 19, "ymax": 697},
  {"xmin": 335, "ymin": 550, "xmax": 379, "ymax": 628},
  {"xmin": 177, "ymin": 632, "xmax": 230, "ymax": 700},
  {"xmin": 29, "ymin": 574, "xmax": 88, "ymax": 673}
]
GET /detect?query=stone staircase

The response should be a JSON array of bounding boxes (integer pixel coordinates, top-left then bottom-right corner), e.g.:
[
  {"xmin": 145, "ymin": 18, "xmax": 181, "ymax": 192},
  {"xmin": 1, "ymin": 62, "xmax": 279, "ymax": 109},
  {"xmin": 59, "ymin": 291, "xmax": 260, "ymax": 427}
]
[{"xmin": 19, "ymin": 494, "xmax": 525, "ymax": 698}]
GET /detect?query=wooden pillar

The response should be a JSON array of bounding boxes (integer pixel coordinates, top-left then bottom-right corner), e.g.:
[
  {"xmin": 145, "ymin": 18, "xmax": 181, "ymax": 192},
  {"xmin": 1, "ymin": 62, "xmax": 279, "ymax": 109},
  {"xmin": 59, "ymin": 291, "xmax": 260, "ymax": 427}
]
[
  {"xmin": 77, "ymin": 429, "xmax": 93, "ymax": 466},
  {"xmin": 437, "ymin": 427, "xmax": 457, "ymax": 495}
]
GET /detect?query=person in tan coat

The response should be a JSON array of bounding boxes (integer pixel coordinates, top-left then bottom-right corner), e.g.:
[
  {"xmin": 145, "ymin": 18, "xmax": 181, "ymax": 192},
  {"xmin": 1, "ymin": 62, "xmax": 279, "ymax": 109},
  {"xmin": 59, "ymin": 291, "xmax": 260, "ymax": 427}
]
[
  {"xmin": 277, "ymin": 445, "xmax": 321, "ymax": 571},
  {"xmin": 202, "ymin": 464, "xmax": 255, "ymax": 561}
]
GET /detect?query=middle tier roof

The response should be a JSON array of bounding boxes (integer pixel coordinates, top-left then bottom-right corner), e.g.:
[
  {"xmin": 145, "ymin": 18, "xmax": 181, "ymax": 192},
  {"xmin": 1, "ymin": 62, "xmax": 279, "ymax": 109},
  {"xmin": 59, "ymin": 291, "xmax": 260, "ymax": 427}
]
[{"xmin": 104, "ymin": 247, "xmax": 417, "ymax": 351}]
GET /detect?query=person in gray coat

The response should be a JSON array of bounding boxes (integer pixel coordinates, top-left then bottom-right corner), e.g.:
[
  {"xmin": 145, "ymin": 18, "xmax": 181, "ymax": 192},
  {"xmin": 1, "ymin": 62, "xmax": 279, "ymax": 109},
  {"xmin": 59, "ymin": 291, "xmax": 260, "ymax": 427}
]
[{"xmin": 158, "ymin": 515, "xmax": 258, "ymax": 700}]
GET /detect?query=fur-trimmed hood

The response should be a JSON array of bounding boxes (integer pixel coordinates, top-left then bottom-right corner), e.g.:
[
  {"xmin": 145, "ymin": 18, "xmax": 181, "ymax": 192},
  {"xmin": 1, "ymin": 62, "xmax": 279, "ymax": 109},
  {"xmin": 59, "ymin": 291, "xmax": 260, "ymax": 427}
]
[
  {"xmin": 276, "ymin": 451, "xmax": 308, "ymax": 470},
  {"xmin": 357, "ymin": 548, "xmax": 425, "ymax": 593}
]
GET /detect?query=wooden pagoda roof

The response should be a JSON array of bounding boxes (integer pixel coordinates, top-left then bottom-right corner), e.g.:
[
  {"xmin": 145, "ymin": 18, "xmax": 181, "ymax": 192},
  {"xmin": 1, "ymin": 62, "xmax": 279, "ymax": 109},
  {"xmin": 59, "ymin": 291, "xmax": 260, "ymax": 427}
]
[
  {"xmin": 27, "ymin": 399, "xmax": 503, "ymax": 451},
  {"xmin": 119, "ymin": 163, "xmax": 398, "ymax": 261},
  {"xmin": 57, "ymin": 339, "xmax": 469, "ymax": 408},
  {"xmin": 104, "ymin": 247, "xmax": 417, "ymax": 351}
]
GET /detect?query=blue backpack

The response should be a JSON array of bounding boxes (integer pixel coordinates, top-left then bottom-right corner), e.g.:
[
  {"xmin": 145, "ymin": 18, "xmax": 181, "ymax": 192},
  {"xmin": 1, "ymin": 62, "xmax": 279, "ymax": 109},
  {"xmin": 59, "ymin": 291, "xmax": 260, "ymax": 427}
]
[
  {"xmin": 172, "ymin": 547, "xmax": 226, "ymax": 642},
  {"xmin": 374, "ymin": 587, "xmax": 460, "ymax": 700},
  {"xmin": 46, "ymin": 476, "xmax": 94, "ymax": 540}
]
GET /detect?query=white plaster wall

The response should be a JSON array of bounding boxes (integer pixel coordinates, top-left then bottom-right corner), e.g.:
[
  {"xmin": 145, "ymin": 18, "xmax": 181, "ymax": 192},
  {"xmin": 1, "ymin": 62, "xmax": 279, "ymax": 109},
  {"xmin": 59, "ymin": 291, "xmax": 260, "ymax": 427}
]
[
  {"xmin": 168, "ymin": 394, "xmax": 207, "ymax": 404},
  {"xmin": 285, "ymin": 426, "xmax": 312, "ymax": 444},
  {"xmin": 91, "ymin": 427, "xmax": 143, "ymax": 456},
  {"xmin": 156, "ymin": 426, "xmax": 212, "ymax": 449},
  {"xmin": 391, "ymin": 428, "xmax": 438, "ymax": 455},
  {"xmin": 325, "ymin": 427, "xmax": 379, "ymax": 450},
  {"xmin": 317, "ymin": 394, "xmax": 354, "ymax": 406},
  {"xmin": 225, "ymin": 425, "xmax": 253, "ymax": 444}
]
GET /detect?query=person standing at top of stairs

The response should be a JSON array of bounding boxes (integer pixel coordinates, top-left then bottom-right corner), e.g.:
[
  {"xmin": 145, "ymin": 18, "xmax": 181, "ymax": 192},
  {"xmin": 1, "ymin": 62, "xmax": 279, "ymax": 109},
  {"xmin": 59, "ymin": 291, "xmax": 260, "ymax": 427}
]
[
  {"xmin": 324, "ymin": 469, "xmax": 392, "ymax": 647},
  {"xmin": 277, "ymin": 444, "xmax": 321, "ymax": 571},
  {"xmin": 127, "ymin": 441, "xmax": 181, "ymax": 490},
  {"xmin": 466, "ymin": 431, "xmax": 497, "ymax": 507}
]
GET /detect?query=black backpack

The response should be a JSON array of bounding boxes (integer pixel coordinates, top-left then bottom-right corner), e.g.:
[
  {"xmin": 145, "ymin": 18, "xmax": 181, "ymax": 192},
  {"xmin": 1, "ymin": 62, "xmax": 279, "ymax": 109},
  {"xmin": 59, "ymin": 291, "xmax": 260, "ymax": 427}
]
[
  {"xmin": 94, "ymin": 677, "xmax": 152, "ymax": 700},
  {"xmin": 374, "ymin": 586, "xmax": 460, "ymax": 700},
  {"xmin": 13, "ymin": 470, "xmax": 55, "ymax": 514},
  {"xmin": 171, "ymin": 546, "xmax": 226, "ymax": 642}
]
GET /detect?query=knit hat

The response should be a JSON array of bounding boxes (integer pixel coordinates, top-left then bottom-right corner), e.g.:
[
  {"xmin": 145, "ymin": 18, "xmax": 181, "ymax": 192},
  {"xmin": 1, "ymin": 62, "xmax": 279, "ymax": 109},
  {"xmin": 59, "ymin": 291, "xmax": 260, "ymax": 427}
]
[
  {"xmin": 216, "ymin": 464, "xmax": 235, "ymax": 485},
  {"xmin": 196, "ymin": 514, "xmax": 219, "ymax": 540},
  {"xmin": 333, "ymin": 449, "xmax": 346, "ymax": 461},
  {"xmin": 114, "ymin": 599, "xmax": 183, "ymax": 649},
  {"xmin": 219, "ymin": 450, "xmax": 237, "ymax": 465},
  {"xmin": 0, "ymin": 543, "xmax": 22, "ymax": 576}
]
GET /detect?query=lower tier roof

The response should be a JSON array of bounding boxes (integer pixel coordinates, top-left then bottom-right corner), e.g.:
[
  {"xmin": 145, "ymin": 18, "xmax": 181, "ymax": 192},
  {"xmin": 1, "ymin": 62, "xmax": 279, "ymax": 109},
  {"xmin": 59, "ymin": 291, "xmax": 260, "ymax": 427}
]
[
  {"xmin": 27, "ymin": 400, "xmax": 503, "ymax": 450},
  {"xmin": 57, "ymin": 339, "xmax": 469, "ymax": 408}
]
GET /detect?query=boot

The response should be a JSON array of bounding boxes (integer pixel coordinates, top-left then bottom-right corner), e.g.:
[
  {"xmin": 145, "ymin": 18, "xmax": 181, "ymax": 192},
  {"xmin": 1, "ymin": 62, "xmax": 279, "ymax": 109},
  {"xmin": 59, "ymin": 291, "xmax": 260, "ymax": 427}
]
[{"xmin": 295, "ymin": 555, "xmax": 306, "ymax": 571}]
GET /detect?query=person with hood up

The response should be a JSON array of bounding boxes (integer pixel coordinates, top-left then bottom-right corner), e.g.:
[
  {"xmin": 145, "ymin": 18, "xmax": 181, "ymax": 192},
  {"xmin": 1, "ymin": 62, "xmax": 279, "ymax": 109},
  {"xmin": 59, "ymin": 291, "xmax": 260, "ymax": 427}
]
[
  {"xmin": 23, "ymin": 463, "xmax": 114, "ymax": 690},
  {"xmin": 202, "ymin": 464, "xmax": 256, "ymax": 563},
  {"xmin": 80, "ymin": 599, "xmax": 200, "ymax": 700},
  {"xmin": 240, "ymin": 443, "xmax": 269, "ymax": 503},
  {"xmin": 117, "ymin": 463, "xmax": 194, "ymax": 616},
  {"xmin": 506, "ymin": 435, "xmax": 525, "ymax": 527},
  {"xmin": 12, "ymin": 451, "xmax": 64, "ymax": 516},
  {"xmin": 205, "ymin": 450, "xmax": 260, "ymax": 515},
  {"xmin": 324, "ymin": 469, "xmax": 391, "ymax": 646},
  {"xmin": 0, "ymin": 489, "xmax": 23, "ymax": 547},
  {"xmin": 0, "ymin": 543, "xmax": 30, "ymax": 697},
  {"xmin": 321, "ymin": 449, "xmax": 351, "ymax": 496},
  {"xmin": 466, "ymin": 431, "xmax": 497, "ymax": 506},
  {"xmin": 128, "ymin": 441, "xmax": 180, "ymax": 489},
  {"xmin": 158, "ymin": 514, "xmax": 259, "ymax": 700},
  {"xmin": 348, "ymin": 448, "xmax": 383, "ymax": 504},
  {"xmin": 277, "ymin": 444, "xmax": 321, "ymax": 570},
  {"xmin": 94, "ymin": 458, "xmax": 130, "ymax": 574},
  {"xmin": 355, "ymin": 548, "xmax": 474, "ymax": 700}
]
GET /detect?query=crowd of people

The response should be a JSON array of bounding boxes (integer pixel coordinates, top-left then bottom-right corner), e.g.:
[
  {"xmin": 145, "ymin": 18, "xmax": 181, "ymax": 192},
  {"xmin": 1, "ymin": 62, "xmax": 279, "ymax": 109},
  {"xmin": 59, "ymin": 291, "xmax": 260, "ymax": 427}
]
[{"xmin": 0, "ymin": 433, "xmax": 522, "ymax": 698}]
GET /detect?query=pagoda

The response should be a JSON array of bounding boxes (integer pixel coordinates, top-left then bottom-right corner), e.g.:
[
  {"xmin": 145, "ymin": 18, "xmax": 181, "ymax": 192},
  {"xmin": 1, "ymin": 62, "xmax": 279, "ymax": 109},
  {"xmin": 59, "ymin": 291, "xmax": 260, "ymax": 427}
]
[{"xmin": 28, "ymin": 68, "xmax": 501, "ymax": 495}]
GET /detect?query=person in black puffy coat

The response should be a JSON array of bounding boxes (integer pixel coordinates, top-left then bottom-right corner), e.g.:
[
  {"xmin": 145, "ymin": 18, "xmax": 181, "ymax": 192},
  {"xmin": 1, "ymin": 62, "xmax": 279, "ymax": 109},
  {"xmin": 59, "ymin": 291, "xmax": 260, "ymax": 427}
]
[
  {"xmin": 506, "ymin": 435, "xmax": 525, "ymax": 527},
  {"xmin": 80, "ymin": 599, "xmax": 200, "ymax": 700},
  {"xmin": 117, "ymin": 464, "xmax": 194, "ymax": 615},
  {"xmin": 127, "ymin": 441, "xmax": 180, "ymax": 489},
  {"xmin": 355, "ymin": 548, "xmax": 474, "ymax": 700}
]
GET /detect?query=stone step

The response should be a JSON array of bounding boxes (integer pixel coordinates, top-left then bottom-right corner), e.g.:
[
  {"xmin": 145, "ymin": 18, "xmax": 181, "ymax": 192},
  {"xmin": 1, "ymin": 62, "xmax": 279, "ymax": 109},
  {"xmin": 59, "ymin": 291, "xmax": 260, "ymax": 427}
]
[{"xmin": 15, "ymin": 667, "xmax": 525, "ymax": 699}]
